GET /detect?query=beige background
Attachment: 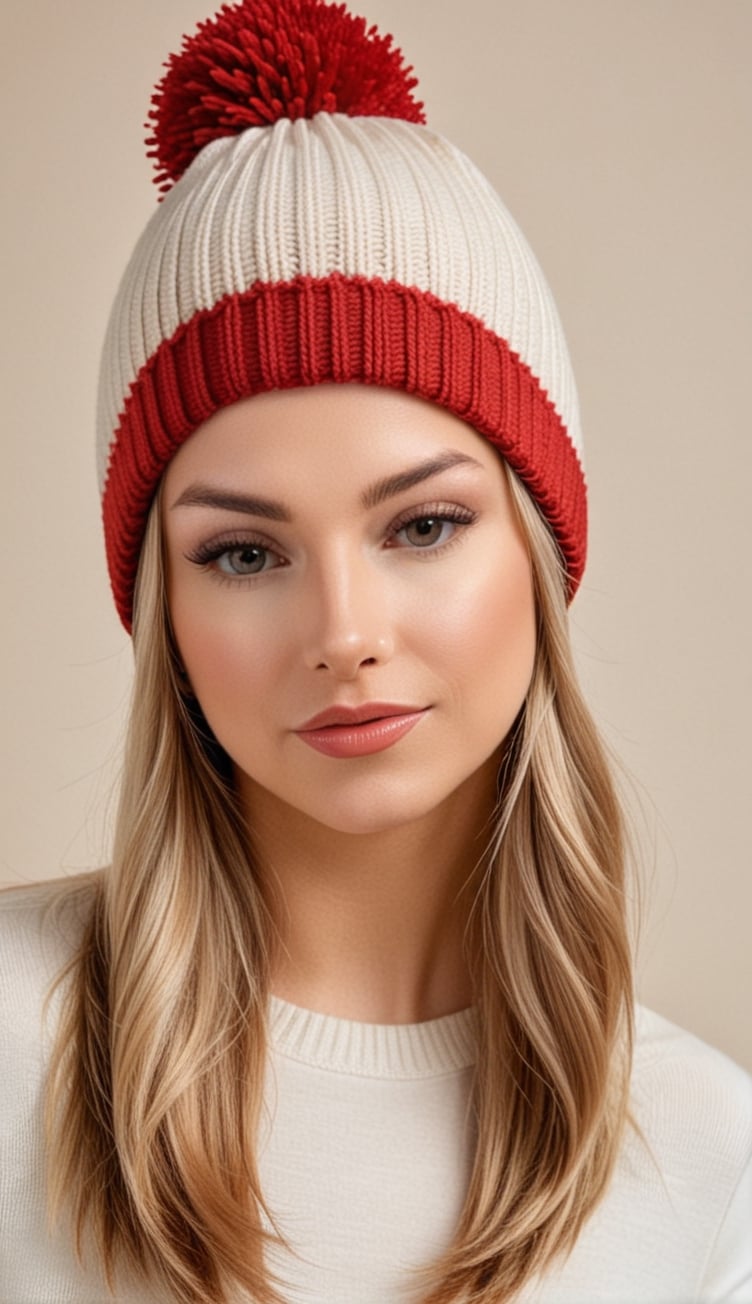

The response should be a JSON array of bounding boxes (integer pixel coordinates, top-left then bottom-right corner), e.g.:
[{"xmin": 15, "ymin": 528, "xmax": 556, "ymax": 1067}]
[{"xmin": 1, "ymin": 1, "xmax": 749, "ymax": 1069}]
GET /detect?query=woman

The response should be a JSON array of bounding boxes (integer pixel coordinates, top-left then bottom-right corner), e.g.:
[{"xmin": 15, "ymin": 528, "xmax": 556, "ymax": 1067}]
[{"xmin": 1, "ymin": 1, "xmax": 750, "ymax": 1301}]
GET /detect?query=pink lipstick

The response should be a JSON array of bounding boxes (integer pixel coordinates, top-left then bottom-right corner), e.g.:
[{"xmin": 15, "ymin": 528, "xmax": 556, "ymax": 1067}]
[{"xmin": 294, "ymin": 703, "xmax": 429, "ymax": 758}]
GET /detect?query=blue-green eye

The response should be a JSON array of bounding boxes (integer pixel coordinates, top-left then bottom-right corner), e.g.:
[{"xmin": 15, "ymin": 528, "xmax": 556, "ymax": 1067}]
[
  {"xmin": 215, "ymin": 544, "xmax": 270, "ymax": 575},
  {"xmin": 186, "ymin": 535, "xmax": 283, "ymax": 578}
]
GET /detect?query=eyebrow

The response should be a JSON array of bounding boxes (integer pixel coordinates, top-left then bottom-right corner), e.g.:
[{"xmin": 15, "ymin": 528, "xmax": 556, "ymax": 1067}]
[
  {"xmin": 362, "ymin": 450, "xmax": 484, "ymax": 508},
  {"xmin": 171, "ymin": 485, "xmax": 291, "ymax": 522},
  {"xmin": 170, "ymin": 449, "xmax": 485, "ymax": 519}
]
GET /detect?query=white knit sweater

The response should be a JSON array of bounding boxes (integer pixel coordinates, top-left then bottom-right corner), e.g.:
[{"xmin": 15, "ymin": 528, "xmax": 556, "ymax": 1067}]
[{"xmin": 1, "ymin": 880, "xmax": 751, "ymax": 1303}]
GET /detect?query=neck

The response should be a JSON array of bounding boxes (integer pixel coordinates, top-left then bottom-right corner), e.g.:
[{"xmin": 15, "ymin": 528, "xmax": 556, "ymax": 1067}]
[{"xmin": 240, "ymin": 761, "xmax": 499, "ymax": 1024}]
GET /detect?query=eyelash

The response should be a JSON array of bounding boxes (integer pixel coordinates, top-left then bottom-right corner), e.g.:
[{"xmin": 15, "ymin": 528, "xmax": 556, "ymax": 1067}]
[
  {"xmin": 185, "ymin": 503, "xmax": 478, "ymax": 582},
  {"xmin": 387, "ymin": 503, "xmax": 477, "ymax": 551}
]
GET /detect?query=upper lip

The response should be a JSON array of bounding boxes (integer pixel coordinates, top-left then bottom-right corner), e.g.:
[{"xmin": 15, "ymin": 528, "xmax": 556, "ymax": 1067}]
[{"xmin": 296, "ymin": 702, "xmax": 426, "ymax": 731}]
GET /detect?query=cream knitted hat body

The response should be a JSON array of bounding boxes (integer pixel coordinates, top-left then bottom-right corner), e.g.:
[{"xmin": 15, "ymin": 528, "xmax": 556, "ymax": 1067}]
[{"xmin": 97, "ymin": 0, "xmax": 586, "ymax": 629}]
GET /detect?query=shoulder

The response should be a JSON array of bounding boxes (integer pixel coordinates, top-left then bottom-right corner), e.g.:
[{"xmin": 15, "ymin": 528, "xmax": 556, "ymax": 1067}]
[
  {"xmin": 543, "ymin": 1011, "xmax": 752, "ymax": 1298},
  {"xmin": 0, "ymin": 873, "xmax": 98, "ymax": 964},
  {"xmin": 0, "ymin": 875, "xmax": 99, "ymax": 1053},
  {"xmin": 631, "ymin": 1003, "xmax": 752, "ymax": 1195},
  {"xmin": 633, "ymin": 1004, "xmax": 752, "ymax": 1136},
  {"xmin": 625, "ymin": 1008, "xmax": 752, "ymax": 1298}
]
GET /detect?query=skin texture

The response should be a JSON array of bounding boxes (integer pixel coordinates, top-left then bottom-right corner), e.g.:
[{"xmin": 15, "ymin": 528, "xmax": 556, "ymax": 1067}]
[{"xmin": 163, "ymin": 385, "xmax": 536, "ymax": 1023}]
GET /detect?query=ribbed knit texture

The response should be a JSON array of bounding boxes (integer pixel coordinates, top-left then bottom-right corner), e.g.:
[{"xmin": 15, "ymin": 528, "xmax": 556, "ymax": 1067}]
[
  {"xmin": 97, "ymin": 113, "xmax": 587, "ymax": 629},
  {"xmin": 268, "ymin": 991, "xmax": 476, "ymax": 1077},
  {"xmin": 2, "ymin": 880, "xmax": 752, "ymax": 1303},
  {"xmin": 98, "ymin": 115, "xmax": 582, "ymax": 464}
]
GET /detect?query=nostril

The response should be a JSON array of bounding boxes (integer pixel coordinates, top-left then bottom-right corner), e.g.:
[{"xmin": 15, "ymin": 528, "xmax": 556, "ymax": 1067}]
[{"xmin": 315, "ymin": 656, "xmax": 379, "ymax": 672}]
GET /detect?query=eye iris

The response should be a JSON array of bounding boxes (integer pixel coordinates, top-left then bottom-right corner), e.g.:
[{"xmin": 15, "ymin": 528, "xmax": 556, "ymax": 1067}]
[
  {"xmin": 228, "ymin": 545, "xmax": 265, "ymax": 573},
  {"xmin": 406, "ymin": 517, "xmax": 443, "ymax": 546}
]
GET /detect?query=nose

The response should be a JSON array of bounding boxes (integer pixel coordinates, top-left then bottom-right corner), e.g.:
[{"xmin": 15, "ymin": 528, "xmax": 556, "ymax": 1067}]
[{"xmin": 301, "ymin": 546, "xmax": 395, "ymax": 678}]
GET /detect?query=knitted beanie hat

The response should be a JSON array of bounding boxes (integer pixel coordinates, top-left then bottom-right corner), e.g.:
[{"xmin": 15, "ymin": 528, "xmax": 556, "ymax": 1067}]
[{"xmin": 97, "ymin": 0, "xmax": 587, "ymax": 631}]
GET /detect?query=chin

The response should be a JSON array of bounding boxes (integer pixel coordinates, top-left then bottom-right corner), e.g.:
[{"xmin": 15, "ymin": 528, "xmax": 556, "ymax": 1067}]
[
  {"xmin": 239, "ymin": 769, "xmax": 470, "ymax": 839},
  {"xmin": 309, "ymin": 799, "xmax": 438, "ymax": 838}
]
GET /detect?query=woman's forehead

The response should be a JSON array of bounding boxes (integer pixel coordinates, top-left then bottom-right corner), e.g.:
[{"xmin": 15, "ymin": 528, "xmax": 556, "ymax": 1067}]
[{"xmin": 163, "ymin": 384, "xmax": 506, "ymax": 501}]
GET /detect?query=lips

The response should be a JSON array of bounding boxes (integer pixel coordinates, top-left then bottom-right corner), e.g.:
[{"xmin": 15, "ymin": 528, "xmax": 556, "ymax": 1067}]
[
  {"xmin": 294, "ymin": 702, "xmax": 430, "ymax": 759},
  {"xmin": 296, "ymin": 702, "xmax": 423, "ymax": 732}
]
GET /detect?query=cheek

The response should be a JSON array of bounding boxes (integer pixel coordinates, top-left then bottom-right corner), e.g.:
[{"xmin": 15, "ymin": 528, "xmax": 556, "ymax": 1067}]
[
  {"xmin": 422, "ymin": 541, "xmax": 536, "ymax": 712},
  {"xmin": 168, "ymin": 591, "xmax": 287, "ymax": 722}
]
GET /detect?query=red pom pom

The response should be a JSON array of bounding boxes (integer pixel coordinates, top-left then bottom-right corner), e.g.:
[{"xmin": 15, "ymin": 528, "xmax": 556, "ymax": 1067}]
[{"xmin": 146, "ymin": 0, "xmax": 426, "ymax": 193}]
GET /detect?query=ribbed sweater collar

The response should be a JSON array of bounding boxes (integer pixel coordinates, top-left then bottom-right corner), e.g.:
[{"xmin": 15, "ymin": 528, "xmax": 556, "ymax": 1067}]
[{"xmin": 268, "ymin": 995, "xmax": 477, "ymax": 1080}]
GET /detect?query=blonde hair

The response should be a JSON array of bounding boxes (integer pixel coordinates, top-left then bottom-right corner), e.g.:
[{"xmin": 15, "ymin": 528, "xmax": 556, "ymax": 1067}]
[{"xmin": 45, "ymin": 462, "xmax": 633, "ymax": 1304}]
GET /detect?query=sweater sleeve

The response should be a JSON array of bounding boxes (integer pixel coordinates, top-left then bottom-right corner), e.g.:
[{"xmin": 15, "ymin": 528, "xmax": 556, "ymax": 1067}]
[{"xmin": 699, "ymin": 1143, "xmax": 752, "ymax": 1302}]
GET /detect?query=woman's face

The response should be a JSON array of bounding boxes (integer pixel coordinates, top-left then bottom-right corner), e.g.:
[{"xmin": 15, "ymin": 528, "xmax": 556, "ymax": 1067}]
[{"xmin": 163, "ymin": 385, "xmax": 536, "ymax": 836}]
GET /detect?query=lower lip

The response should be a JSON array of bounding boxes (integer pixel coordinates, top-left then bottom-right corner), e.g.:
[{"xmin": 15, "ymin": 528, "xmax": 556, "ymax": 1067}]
[{"xmin": 295, "ymin": 711, "xmax": 428, "ymax": 758}]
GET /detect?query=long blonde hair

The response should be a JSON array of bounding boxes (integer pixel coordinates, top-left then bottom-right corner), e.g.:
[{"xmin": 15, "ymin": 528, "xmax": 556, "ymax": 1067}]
[{"xmin": 45, "ymin": 461, "xmax": 633, "ymax": 1303}]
